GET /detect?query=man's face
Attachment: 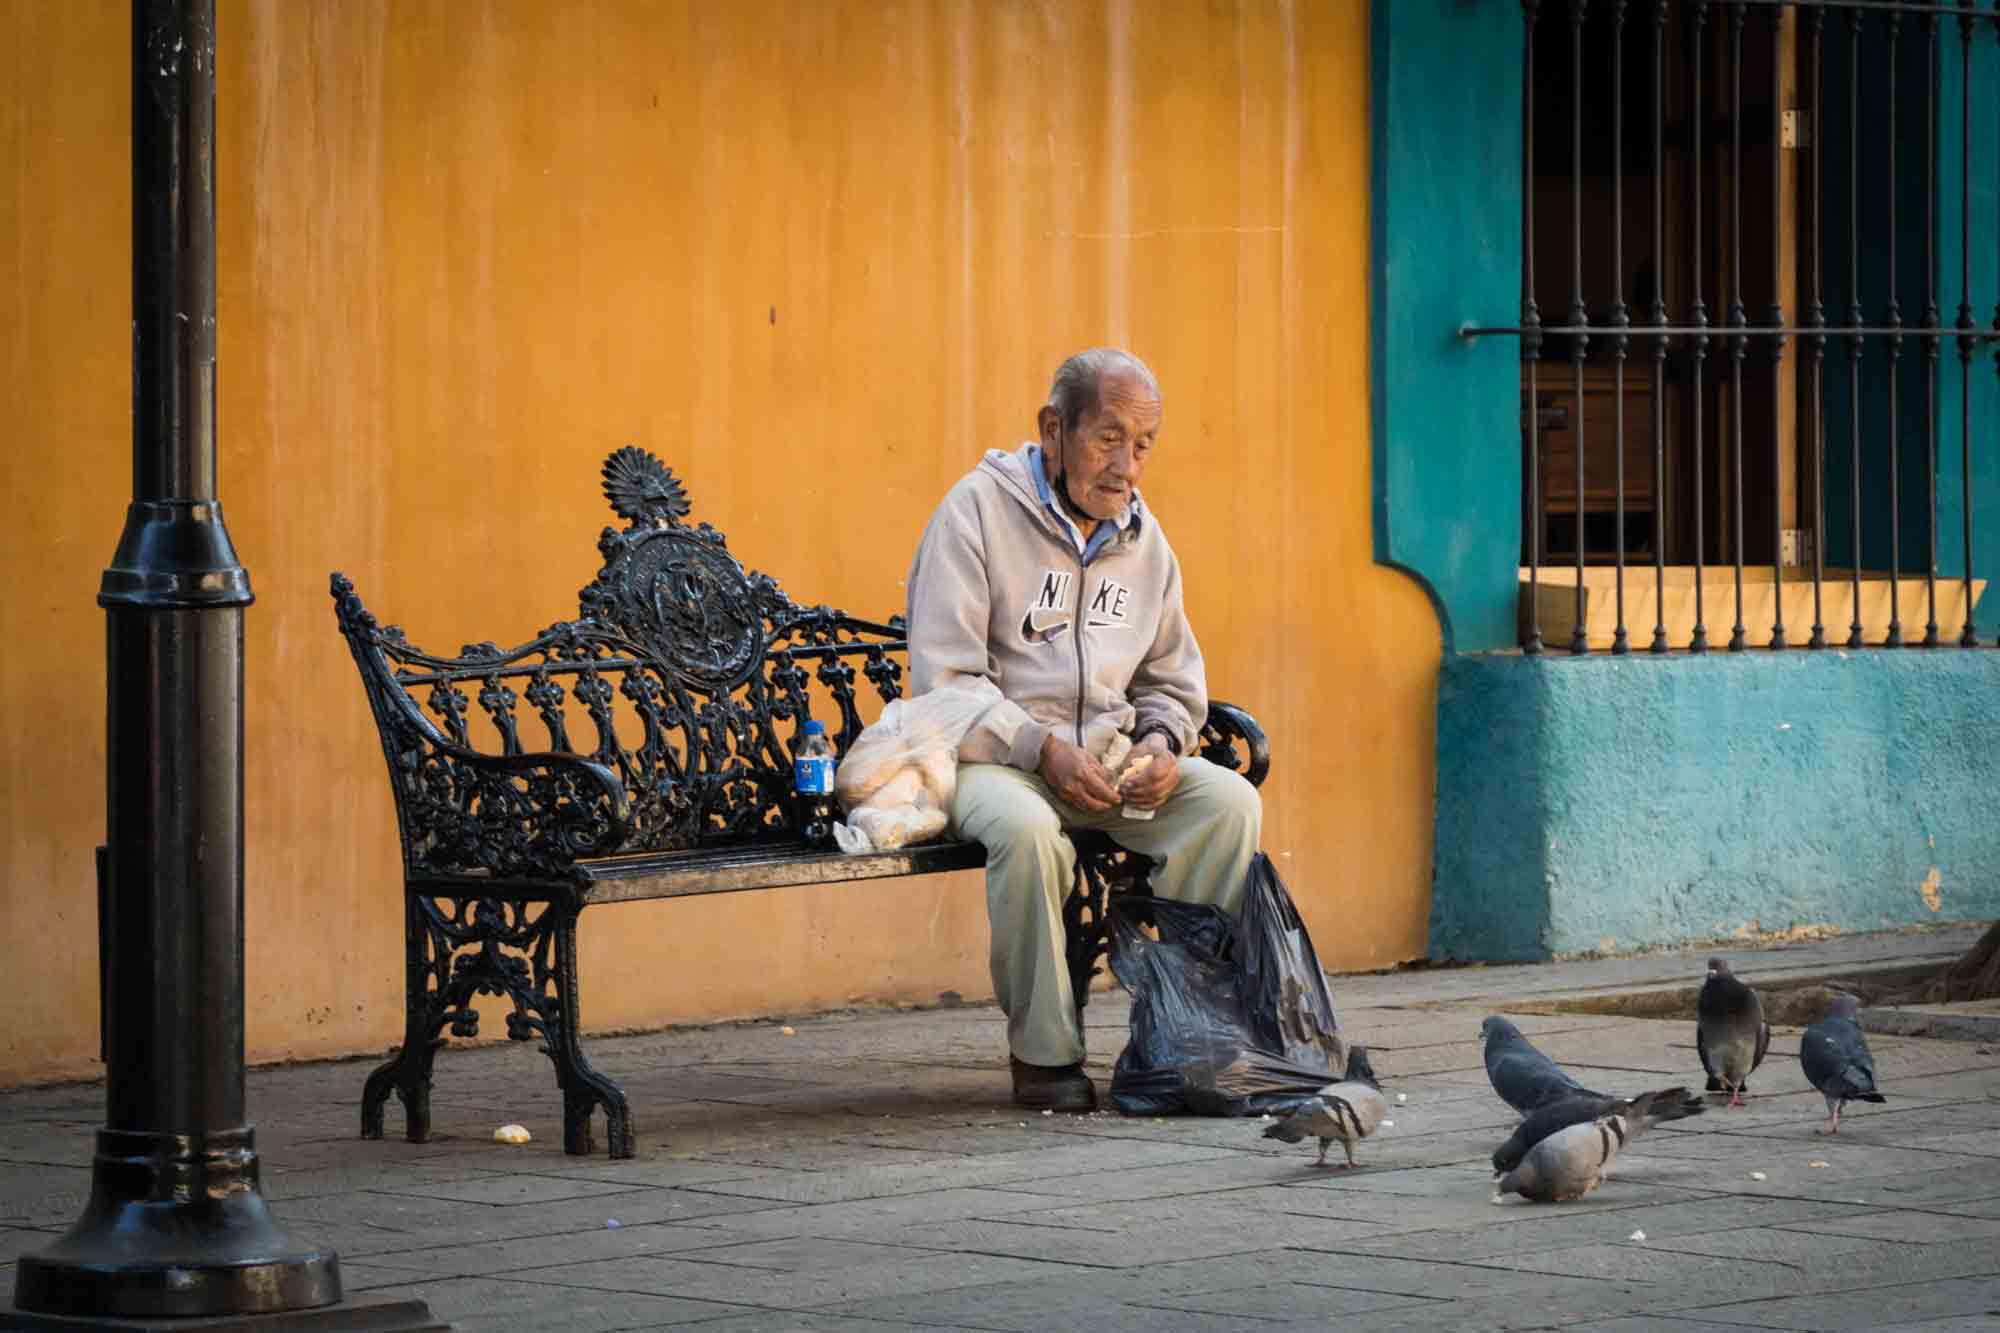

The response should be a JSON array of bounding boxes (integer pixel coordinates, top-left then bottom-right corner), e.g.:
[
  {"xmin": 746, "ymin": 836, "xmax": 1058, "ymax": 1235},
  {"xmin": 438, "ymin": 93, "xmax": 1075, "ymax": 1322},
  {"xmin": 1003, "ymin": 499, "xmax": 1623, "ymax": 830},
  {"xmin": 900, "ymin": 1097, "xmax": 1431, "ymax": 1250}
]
[{"xmin": 1039, "ymin": 368, "xmax": 1162, "ymax": 522}]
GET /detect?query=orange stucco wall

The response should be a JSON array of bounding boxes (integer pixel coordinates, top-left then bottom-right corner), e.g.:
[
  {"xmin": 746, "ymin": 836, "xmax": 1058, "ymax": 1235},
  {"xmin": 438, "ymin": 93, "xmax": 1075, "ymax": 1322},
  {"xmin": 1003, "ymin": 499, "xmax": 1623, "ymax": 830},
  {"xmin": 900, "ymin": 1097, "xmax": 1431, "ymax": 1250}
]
[{"xmin": 0, "ymin": 0, "xmax": 1436, "ymax": 1088}]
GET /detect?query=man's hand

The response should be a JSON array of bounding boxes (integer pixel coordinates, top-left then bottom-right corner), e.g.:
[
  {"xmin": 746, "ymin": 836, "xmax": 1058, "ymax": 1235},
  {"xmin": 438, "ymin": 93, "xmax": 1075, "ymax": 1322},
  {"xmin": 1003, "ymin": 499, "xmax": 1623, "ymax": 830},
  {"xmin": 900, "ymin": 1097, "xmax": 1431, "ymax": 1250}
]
[
  {"xmin": 1117, "ymin": 733, "xmax": 1181, "ymax": 810},
  {"xmin": 1039, "ymin": 734, "xmax": 1121, "ymax": 812}
]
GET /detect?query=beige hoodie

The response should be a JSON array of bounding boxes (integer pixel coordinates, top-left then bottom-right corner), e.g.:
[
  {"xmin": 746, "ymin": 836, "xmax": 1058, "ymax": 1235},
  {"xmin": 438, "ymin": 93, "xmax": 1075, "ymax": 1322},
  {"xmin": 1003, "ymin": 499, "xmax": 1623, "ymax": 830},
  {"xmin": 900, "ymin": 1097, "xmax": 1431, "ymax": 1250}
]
[{"xmin": 906, "ymin": 443, "xmax": 1207, "ymax": 771}]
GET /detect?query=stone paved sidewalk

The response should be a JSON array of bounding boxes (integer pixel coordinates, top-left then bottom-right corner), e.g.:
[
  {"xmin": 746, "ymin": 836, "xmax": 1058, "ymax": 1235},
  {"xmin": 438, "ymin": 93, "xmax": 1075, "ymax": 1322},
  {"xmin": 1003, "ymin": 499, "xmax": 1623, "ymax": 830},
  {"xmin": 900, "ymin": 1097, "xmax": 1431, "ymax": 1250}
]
[{"xmin": 5, "ymin": 923, "xmax": 1998, "ymax": 1331}]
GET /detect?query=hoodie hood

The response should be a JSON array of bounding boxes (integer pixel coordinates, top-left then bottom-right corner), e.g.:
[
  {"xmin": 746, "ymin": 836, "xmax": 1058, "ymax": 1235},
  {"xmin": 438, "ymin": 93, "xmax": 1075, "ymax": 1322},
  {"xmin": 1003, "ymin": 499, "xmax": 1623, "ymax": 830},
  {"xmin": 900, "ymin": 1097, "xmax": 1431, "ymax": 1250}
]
[{"xmin": 977, "ymin": 443, "xmax": 1145, "ymax": 556}]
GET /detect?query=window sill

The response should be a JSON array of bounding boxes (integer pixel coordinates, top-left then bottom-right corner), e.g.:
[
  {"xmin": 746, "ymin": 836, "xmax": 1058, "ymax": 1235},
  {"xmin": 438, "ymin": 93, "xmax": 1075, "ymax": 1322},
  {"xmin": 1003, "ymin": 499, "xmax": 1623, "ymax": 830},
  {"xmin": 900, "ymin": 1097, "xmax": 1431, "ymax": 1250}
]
[{"xmin": 1519, "ymin": 566, "xmax": 1989, "ymax": 651}]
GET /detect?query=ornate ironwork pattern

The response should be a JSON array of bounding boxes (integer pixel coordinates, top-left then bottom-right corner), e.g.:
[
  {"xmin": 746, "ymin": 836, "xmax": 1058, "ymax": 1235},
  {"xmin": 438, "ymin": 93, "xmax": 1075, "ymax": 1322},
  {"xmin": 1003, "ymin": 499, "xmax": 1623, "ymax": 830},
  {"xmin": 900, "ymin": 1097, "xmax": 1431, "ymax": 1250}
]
[
  {"xmin": 332, "ymin": 447, "xmax": 1274, "ymax": 1158},
  {"xmin": 332, "ymin": 575, "xmax": 632, "ymax": 882},
  {"xmin": 360, "ymin": 893, "xmax": 630, "ymax": 1157},
  {"xmin": 1064, "ymin": 833, "xmax": 1155, "ymax": 1006},
  {"xmin": 332, "ymin": 457, "xmax": 917, "ymax": 867},
  {"xmin": 1198, "ymin": 702, "xmax": 1272, "ymax": 789}
]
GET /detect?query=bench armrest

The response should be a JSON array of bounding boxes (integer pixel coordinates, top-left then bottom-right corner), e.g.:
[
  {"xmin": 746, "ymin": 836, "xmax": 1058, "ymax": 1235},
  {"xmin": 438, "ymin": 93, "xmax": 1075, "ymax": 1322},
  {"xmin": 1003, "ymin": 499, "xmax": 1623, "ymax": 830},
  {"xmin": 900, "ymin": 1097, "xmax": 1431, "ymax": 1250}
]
[
  {"xmin": 401, "ymin": 740, "xmax": 633, "ymax": 880},
  {"xmin": 1201, "ymin": 699, "xmax": 1271, "ymax": 788}
]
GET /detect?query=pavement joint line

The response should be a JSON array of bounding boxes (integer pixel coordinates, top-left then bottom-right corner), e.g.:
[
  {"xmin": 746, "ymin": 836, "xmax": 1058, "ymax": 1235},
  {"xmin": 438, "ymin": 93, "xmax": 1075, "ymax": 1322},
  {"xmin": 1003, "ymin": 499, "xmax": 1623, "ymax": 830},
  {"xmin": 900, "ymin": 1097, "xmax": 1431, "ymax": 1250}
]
[
  {"xmin": 1648, "ymin": 1128, "xmax": 2000, "ymax": 1160},
  {"xmin": 361, "ymin": 1183, "xmax": 666, "ymax": 1205},
  {"xmin": 505, "ymin": 1171, "xmax": 788, "ymax": 1188},
  {"xmin": 1677, "ymin": 1127, "xmax": 2000, "ymax": 1147},
  {"xmin": 324, "ymin": 1221, "xmax": 764, "ymax": 1269},
  {"xmin": 792, "ymin": 1307, "xmax": 1021, "ymax": 1333},
  {"xmin": 823, "ymin": 1140, "xmax": 991, "ymax": 1158},
  {"xmin": 1260, "ymin": 1276, "xmax": 1464, "ymax": 1301},
  {"xmin": 1365, "ymin": 1029, "xmax": 1631, "ymax": 1053},
  {"xmin": 1687, "ymin": 1191, "xmax": 1998, "ymax": 1215},
  {"xmin": 1644, "ymin": 1266, "xmax": 2000, "ymax": 1320},
  {"xmin": 553, "ymin": 1238, "xmax": 972, "ymax": 1273},
  {"xmin": 954, "ymin": 1216, "xmax": 1123, "ymax": 1235},
  {"xmin": 1762, "ymin": 1222, "xmax": 1951, "ymax": 1244},
  {"xmin": 1249, "ymin": 1243, "xmax": 1678, "ymax": 1285},
  {"xmin": 1665, "ymin": 1117, "xmax": 1988, "ymax": 1135},
  {"xmin": 1116, "ymin": 1295, "xmax": 1321, "ymax": 1323},
  {"xmin": 409, "ymin": 1276, "xmax": 784, "ymax": 1317},
  {"xmin": 513, "ymin": 1243, "xmax": 1137, "ymax": 1288}
]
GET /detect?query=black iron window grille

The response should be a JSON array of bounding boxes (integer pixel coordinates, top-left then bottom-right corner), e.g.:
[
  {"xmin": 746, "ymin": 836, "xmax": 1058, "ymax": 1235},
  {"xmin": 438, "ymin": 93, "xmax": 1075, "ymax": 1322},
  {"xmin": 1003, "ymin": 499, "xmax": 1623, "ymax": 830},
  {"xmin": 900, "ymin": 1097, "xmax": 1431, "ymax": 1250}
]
[{"xmin": 1466, "ymin": 0, "xmax": 2000, "ymax": 654}]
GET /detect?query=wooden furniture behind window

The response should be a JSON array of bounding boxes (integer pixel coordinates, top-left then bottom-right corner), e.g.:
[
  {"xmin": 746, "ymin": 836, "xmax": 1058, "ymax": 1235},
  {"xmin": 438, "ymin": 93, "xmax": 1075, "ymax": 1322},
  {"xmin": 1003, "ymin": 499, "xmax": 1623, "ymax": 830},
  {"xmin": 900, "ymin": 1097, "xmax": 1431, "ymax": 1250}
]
[{"xmin": 1525, "ymin": 360, "xmax": 1664, "ymax": 565}]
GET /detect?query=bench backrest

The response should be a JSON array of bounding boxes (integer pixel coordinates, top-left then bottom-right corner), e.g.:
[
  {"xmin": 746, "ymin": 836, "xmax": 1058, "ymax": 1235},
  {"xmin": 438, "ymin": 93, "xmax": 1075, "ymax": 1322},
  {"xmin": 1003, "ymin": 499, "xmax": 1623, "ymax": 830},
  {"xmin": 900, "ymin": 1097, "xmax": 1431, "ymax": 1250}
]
[{"xmin": 332, "ymin": 447, "xmax": 908, "ymax": 878}]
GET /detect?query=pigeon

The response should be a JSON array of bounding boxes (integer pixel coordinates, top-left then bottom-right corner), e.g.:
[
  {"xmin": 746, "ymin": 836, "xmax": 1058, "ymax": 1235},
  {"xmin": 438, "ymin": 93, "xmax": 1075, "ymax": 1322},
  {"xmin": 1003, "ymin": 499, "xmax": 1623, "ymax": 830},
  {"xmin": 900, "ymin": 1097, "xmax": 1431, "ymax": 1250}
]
[
  {"xmin": 1490, "ymin": 1086, "xmax": 1706, "ymax": 1173},
  {"xmin": 1696, "ymin": 957, "xmax": 1770, "ymax": 1106},
  {"xmin": 1799, "ymin": 993, "xmax": 1886, "ymax": 1135},
  {"xmin": 1495, "ymin": 1112, "xmax": 1631, "ymax": 1203},
  {"xmin": 1481, "ymin": 1016, "xmax": 1609, "ymax": 1113},
  {"xmin": 1262, "ymin": 1046, "xmax": 1386, "ymax": 1168}
]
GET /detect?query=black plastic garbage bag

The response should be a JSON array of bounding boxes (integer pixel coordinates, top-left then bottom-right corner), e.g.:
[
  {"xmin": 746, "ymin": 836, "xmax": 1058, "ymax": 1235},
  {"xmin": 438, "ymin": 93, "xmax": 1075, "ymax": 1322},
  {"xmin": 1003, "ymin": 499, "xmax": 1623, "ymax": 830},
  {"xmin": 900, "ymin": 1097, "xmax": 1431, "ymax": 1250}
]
[{"xmin": 1108, "ymin": 853, "xmax": 1345, "ymax": 1117}]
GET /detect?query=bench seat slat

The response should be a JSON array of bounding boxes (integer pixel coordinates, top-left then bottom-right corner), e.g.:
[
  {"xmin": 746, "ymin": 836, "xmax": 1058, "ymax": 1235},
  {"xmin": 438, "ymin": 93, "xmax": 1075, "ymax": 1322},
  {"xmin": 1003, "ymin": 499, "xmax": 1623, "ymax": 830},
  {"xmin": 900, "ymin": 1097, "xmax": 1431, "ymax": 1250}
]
[{"xmin": 573, "ymin": 840, "xmax": 988, "ymax": 903}]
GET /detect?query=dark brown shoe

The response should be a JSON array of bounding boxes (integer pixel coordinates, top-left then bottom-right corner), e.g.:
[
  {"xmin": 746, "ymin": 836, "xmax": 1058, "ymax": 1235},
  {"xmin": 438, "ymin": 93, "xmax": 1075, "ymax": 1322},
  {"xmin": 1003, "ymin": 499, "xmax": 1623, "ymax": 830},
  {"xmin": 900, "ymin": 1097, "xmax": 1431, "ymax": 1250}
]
[{"xmin": 1010, "ymin": 1057, "xmax": 1097, "ymax": 1112}]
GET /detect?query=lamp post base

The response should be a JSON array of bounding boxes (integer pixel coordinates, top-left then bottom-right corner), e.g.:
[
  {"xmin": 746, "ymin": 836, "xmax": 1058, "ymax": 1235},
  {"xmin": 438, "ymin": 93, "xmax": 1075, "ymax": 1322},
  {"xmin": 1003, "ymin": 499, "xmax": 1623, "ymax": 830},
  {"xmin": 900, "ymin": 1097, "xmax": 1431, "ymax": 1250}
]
[{"xmin": 8, "ymin": 1129, "xmax": 342, "ymax": 1322}]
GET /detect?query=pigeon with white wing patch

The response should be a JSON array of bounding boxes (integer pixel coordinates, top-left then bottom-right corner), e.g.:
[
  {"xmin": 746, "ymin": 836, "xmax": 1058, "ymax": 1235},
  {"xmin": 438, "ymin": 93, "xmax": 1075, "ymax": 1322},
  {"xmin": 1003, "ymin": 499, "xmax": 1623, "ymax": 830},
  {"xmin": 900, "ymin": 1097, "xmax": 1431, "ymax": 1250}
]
[
  {"xmin": 1495, "ymin": 1112, "xmax": 1629, "ymax": 1203},
  {"xmin": 1262, "ymin": 1046, "xmax": 1385, "ymax": 1169},
  {"xmin": 1491, "ymin": 1085, "xmax": 1705, "ymax": 1173}
]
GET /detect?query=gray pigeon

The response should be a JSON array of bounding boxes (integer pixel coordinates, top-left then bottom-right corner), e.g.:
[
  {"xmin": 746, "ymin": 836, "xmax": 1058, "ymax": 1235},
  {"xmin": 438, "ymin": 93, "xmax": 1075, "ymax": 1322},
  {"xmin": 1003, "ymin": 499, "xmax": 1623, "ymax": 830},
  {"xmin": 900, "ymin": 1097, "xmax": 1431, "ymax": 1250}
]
[
  {"xmin": 1262, "ymin": 1046, "xmax": 1386, "ymax": 1168},
  {"xmin": 1696, "ymin": 957, "xmax": 1770, "ymax": 1106},
  {"xmin": 1799, "ymin": 993, "xmax": 1887, "ymax": 1135},
  {"xmin": 1490, "ymin": 1085, "xmax": 1706, "ymax": 1173},
  {"xmin": 1481, "ymin": 1016, "xmax": 1608, "ymax": 1112},
  {"xmin": 1495, "ymin": 1112, "xmax": 1630, "ymax": 1203}
]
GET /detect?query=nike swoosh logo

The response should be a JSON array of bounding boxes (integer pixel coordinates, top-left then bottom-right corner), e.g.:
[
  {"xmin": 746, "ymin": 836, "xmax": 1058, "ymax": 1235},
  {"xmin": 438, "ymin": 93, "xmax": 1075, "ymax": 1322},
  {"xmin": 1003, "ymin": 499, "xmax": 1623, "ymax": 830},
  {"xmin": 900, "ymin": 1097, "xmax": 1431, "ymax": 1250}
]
[
  {"xmin": 1021, "ymin": 608, "xmax": 1072, "ymax": 644},
  {"xmin": 1084, "ymin": 616, "xmax": 1133, "ymax": 630}
]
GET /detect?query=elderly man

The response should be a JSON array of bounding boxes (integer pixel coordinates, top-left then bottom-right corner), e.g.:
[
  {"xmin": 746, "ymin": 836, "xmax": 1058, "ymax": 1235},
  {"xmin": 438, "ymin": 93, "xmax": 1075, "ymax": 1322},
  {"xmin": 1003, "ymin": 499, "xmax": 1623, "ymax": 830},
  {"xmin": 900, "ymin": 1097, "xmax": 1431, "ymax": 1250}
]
[{"xmin": 906, "ymin": 348, "xmax": 1262, "ymax": 1112}]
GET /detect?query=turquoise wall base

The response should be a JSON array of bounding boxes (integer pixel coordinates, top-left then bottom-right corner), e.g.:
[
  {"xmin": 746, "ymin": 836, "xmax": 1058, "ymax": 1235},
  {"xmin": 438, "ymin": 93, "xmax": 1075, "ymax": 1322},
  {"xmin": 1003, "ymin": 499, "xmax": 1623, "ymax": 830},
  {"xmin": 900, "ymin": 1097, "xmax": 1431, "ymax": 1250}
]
[{"xmin": 1432, "ymin": 651, "xmax": 2000, "ymax": 961}]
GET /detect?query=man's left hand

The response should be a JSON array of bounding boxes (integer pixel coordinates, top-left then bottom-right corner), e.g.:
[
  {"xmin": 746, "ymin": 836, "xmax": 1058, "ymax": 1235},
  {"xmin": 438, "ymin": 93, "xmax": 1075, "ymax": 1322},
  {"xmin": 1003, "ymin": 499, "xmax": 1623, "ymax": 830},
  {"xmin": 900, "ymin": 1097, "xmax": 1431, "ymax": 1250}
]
[{"xmin": 1118, "ymin": 733, "xmax": 1181, "ymax": 810}]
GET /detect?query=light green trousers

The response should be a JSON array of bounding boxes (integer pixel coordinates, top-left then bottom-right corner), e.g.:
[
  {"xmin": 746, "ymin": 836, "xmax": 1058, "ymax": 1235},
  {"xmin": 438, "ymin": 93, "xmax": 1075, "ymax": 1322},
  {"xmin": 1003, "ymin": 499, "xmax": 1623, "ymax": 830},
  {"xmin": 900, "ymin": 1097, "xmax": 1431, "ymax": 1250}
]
[{"xmin": 949, "ymin": 757, "xmax": 1262, "ymax": 1067}]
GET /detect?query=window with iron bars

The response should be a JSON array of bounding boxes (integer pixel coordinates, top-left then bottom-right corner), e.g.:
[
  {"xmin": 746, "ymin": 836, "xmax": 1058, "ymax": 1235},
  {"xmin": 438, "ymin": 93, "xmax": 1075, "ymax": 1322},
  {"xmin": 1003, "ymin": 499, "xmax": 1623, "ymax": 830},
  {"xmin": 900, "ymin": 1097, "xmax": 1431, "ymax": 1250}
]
[{"xmin": 1466, "ymin": 0, "xmax": 2000, "ymax": 653}]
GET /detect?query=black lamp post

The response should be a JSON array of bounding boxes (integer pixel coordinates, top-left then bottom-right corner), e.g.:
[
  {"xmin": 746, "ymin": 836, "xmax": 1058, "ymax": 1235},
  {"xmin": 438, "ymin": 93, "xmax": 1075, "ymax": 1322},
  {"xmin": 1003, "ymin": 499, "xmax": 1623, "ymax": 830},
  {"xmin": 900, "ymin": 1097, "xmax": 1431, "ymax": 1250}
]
[{"xmin": 5, "ymin": 4, "xmax": 434, "ymax": 1327}]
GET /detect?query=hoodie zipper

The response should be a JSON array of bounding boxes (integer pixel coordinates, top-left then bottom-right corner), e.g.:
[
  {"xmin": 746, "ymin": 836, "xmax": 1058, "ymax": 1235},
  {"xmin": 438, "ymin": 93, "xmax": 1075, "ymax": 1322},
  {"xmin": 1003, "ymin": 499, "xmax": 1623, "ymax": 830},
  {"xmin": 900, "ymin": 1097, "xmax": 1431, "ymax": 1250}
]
[
  {"xmin": 1070, "ymin": 517, "xmax": 1139, "ymax": 747},
  {"xmin": 1072, "ymin": 548, "xmax": 1087, "ymax": 746},
  {"xmin": 984, "ymin": 450, "xmax": 1124, "ymax": 750}
]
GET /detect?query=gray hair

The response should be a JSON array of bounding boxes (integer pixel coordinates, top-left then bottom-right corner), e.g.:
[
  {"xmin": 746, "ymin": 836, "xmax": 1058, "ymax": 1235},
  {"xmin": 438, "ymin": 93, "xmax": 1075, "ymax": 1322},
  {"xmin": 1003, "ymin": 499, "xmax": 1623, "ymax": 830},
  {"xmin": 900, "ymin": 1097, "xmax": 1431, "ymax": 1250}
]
[{"xmin": 1046, "ymin": 347, "xmax": 1160, "ymax": 434}]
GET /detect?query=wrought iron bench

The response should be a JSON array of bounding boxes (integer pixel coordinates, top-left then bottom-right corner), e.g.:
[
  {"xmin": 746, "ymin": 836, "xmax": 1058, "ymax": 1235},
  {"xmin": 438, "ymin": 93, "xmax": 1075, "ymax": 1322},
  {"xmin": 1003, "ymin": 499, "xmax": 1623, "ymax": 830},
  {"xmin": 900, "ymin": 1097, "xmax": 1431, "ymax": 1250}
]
[{"xmin": 330, "ymin": 447, "xmax": 1270, "ymax": 1158}]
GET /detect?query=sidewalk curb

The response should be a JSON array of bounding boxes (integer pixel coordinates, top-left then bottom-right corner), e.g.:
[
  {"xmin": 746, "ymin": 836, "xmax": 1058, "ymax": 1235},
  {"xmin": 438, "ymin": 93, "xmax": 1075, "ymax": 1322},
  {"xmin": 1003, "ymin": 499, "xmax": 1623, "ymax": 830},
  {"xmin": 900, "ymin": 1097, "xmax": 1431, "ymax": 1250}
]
[
  {"xmin": 1856, "ymin": 1005, "xmax": 2000, "ymax": 1045},
  {"xmin": 1503, "ymin": 958, "xmax": 2000, "ymax": 1043}
]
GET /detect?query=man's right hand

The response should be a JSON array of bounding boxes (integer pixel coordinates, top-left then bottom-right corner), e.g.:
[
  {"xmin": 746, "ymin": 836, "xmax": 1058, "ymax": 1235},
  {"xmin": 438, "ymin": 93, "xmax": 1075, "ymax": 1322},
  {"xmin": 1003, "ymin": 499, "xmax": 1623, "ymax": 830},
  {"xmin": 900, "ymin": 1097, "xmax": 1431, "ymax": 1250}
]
[{"xmin": 1038, "ymin": 734, "xmax": 1120, "ymax": 812}]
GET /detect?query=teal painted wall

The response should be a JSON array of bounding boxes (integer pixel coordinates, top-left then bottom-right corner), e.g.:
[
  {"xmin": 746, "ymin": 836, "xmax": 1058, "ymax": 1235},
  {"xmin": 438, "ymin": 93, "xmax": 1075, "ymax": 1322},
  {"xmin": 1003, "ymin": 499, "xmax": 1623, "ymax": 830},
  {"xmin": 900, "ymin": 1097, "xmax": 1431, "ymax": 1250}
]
[
  {"xmin": 1370, "ymin": 0, "xmax": 1523, "ymax": 653},
  {"xmin": 1380, "ymin": 7, "xmax": 2000, "ymax": 965},
  {"xmin": 1433, "ymin": 651, "xmax": 2000, "ymax": 961}
]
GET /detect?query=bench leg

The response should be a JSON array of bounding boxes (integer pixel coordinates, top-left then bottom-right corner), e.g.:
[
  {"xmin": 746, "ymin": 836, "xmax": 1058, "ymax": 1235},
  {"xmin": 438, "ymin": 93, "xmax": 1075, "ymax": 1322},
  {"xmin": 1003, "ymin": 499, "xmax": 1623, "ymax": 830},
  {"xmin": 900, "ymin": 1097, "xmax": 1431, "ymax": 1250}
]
[
  {"xmin": 1064, "ymin": 855, "xmax": 1111, "ymax": 1020},
  {"xmin": 1065, "ymin": 839, "xmax": 1156, "ymax": 1021},
  {"xmin": 361, "ymin": 1037, "xmax": 438, "ymax": 1145},
  {"xmin": 362, "ymin": 894, "xmax": 445, "ymax": 1144},
  {"xmin": 541, "ymin": 903, "xmax": 633, "ymax": 1159},
  {"xmin": 364, "ymin": 893, "xmax": 630, "ymax": 1152}
]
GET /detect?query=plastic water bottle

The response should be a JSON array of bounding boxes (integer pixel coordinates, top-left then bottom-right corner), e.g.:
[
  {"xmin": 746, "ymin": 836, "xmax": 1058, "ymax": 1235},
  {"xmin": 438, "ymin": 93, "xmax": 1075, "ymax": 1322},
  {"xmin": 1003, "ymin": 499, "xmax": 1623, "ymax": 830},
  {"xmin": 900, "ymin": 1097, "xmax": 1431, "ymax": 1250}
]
[{"xmin": 794, "ymin": 720, "xmax": 837, "ymax": 847}]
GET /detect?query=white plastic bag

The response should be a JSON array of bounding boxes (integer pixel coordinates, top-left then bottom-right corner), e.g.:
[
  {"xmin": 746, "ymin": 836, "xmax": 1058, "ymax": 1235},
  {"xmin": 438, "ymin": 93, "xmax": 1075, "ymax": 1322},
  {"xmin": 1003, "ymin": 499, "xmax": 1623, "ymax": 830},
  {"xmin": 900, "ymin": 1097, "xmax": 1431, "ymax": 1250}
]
[{"xmin": 832, "ymin": 681, "xmax": 999, "ymax": 853}]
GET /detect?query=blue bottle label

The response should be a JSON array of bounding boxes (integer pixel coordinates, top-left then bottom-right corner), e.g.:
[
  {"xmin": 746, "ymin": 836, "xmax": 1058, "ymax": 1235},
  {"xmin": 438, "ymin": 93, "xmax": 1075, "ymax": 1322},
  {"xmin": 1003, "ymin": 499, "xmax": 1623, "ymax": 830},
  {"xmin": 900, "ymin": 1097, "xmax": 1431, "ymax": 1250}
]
[{"xmin": 795, "ymin": 755, "xmax": 835, "ymax": 796}]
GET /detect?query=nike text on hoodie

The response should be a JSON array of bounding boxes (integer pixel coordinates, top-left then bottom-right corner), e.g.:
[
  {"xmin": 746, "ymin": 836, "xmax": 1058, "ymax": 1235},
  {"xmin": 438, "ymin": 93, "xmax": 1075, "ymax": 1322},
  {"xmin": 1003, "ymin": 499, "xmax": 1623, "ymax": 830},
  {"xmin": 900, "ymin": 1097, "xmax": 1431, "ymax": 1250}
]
[{"xmin": 906, "ymin": 442, "xmax": 1207, "ymax": 771}]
